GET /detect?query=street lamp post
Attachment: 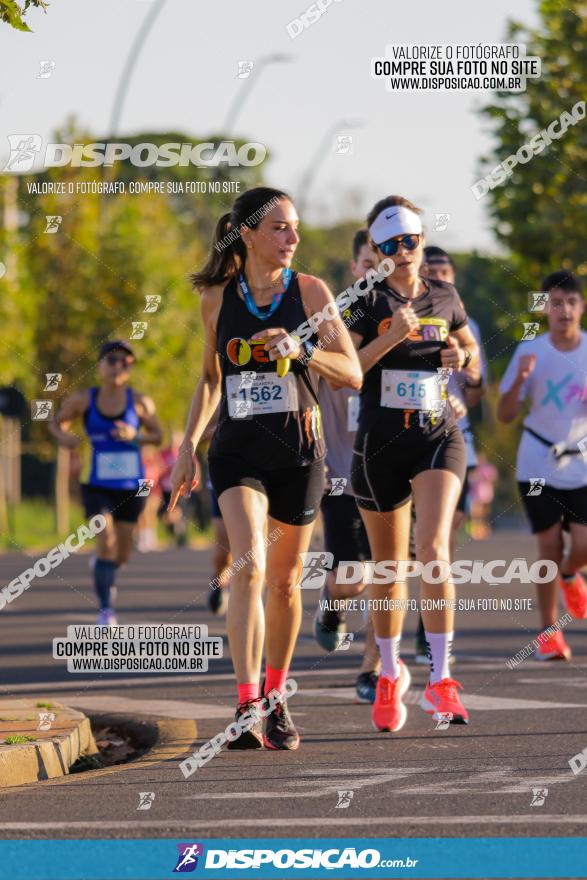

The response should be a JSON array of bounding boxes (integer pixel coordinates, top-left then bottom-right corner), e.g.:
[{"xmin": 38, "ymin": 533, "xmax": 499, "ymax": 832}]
[
  {"xmin": 297, "ymin": 118, "xmax": 364, "ymax": 216},
  {"xmin": 108, "ymin": 0, "xmax": 168, "ymax": 137},
  {"xmin": 222, "ymin": 54, "xmax": 292, "ymax": 135}
]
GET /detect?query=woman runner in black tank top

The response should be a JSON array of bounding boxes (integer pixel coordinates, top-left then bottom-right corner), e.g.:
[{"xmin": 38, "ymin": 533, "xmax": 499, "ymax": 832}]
[
  {"xmin": 169, "ymin": 188, "xmax": 361, "ymax": 753},
  {"xmin": 348, "ymin": 195, "xmax": 480, "ymax": 735}
]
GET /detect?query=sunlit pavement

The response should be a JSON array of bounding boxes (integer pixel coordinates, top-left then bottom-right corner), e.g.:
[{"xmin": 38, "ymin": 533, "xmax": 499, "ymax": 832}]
[{"xmin": 1, "ymin": 531, "xmax": 586, "ymax": 839}]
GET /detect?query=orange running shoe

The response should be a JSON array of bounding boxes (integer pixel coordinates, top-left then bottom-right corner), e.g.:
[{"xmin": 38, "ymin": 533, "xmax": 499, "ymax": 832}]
[
  {"xmin": 420, "ymin": 678, "xmax": 469, "ymax": 725},
  {"xmin": 534, "ymin": 629, "xmax": 572, "ymax": 661},
  {"xmin": 560, "ymin": 572, "xmax": 587, "ymax": 619},
  {"xmin": 372, "ymin": 661, "xmax": 411, "ymax": 733}
]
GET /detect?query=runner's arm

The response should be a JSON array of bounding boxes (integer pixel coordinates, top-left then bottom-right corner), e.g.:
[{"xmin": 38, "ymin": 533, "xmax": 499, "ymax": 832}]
[
  {"xmin": 347, "ymin": 303, "xmax": 420, "ymax": 374},
  {"xmin": 298, "ymin": 275, "xmax": 362, "ymax": 390},
  {"xmin": 48, "ymin": 390, "xmax": 88, "ymax": 449},
  {"xmin": 135, "ymin": 394, "xmax": 163, "ymax": 445},
  {"xmin": 445, "ymin": 324, "xmax": 480, "ymax": 376},
  {"xmin": 178, "ymin": 288, "xmax": 223, "ymax": 455},
  {"xmin": 497, "ymin": 353, "xmax": 535, "ymax": 423},
  {"xmin": 497, "ymin": 379, "xmax": 526, "ymax": 423}
]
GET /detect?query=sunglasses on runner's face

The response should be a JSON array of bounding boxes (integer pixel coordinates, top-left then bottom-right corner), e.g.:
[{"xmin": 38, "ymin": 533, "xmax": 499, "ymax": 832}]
[
  {"xmin": 105, "ymin": 354, "xmax": 133, "ymax": 368},
  {"xmin": 377, "ymin": 234, "xmax": 421, "ymax": 257}
]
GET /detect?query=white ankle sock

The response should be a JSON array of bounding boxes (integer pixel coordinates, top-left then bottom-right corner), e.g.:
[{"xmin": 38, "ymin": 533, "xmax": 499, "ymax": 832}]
[
  {"xmin": 425, "ymin": 630, "xmax": 453, "ymax": 683},
  {"xmin": 375, "ymin": 635, "xmax": 401, "ymax": 680}
]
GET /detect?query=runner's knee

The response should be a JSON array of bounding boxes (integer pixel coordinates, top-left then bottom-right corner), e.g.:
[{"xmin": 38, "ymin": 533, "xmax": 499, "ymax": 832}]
[
  {"xmin": 266, "ymin": 567, "xmax": 301, "ymax": 601},
  {"xmin": 231, "ymin": 561, "xmax": 266, "ymax": 593}
]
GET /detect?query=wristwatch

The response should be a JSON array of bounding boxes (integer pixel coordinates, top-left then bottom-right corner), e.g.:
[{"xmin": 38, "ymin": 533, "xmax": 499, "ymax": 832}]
[
  {"xmin": 462, "ymin": 348, "xmax": 473, "ymax": 369},
  {"xmin": 301, "ymin": 340, "xmax": 315, "ymax": 362}
]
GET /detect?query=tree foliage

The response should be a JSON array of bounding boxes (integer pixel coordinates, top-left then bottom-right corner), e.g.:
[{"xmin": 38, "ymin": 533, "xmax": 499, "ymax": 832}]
[
  {"xmin": 0, "ymin": 0, "xmax": 48, "ymax": 31},
  {"xmin": 478, "ymin": 0, "xmax": 587, "ymax": 287}
]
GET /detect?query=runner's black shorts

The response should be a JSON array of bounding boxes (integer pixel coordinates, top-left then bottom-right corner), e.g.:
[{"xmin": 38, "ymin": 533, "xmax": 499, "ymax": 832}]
[
  {"xmin": 518, "ymin": 481, "xmax": 587, "ymax": 533},
  {"xmin": 457, "ymin": 466, "xmax": 474, "ymax": 514},
  {"xmin": 321, "ymin": 492, "xmax": 370, "ymax": 569},
  {"xmin": 81, "ymin": 484, "xmax": 146, "ymax": 524},
  {"xmin": 208, "ymin": 456, "xmax": 325, "ymax": 526},
  {"xmin": 351, "ymin": 426, "xmax": 467, "ymax": 512}
]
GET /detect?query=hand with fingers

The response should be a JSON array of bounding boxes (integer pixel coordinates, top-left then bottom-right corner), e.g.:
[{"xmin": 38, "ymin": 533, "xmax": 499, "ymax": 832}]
[
  {"xmin": 517, "ymin": 354, "xmax": 537, "ymax": 383},
  {"xmin": 386, "ymin": 304, "xmax": 420, "ymax": 347},
  {"xmin": 441, "ymin": 336, "xmax": 465, "ymax": 371},
  {"xmin": 112, "ymin": 420, "xmax": 137, "ymax": 442},
  {"xmin": 168, "ymin": 445, "xmax": 199, "ymax": 512},
  {"xmin": 249, "ymin": 328, "xmax": 298, "ymax": 376}
]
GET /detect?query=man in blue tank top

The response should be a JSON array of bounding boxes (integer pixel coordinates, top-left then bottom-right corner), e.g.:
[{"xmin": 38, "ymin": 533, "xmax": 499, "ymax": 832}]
[{"xmin": 50, "ymin": 340, "xmax": 163, "ymax": 626}]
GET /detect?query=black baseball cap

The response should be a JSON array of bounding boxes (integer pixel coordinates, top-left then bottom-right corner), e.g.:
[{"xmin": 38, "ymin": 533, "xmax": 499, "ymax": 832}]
[{"xmin": 98, "ymin": 339, "xmax": 135, "ymax": 361}]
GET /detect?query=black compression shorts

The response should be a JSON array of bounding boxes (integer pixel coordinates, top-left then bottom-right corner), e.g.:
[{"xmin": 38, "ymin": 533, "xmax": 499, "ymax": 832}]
[
  {"xmin": 456, "ymin": 466, "xmax": 474, "ymax": 514},
  {"xmin": 518, "ymin": 481, "xmax": 587, "ymax": 534},
  {"xmin": 351, "ymin": 426, "xmax": 466, "ymax": 512},
  {"xmin": 81, "ymin": 484, "xmax": 145, "ymax": 524},
  {"xmin": 208, "ymin": 456, "xmax": 325, "ymax": 526},
  {"xmin": 321, "ymin": 493, "xmax": 370, "ymax": 569}
]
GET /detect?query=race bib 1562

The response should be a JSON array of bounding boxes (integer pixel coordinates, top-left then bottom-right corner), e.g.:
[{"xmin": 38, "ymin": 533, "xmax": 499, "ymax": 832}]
[{"xmin": 227, "ymin": 372, "xmax": 298, "ymax": 418}]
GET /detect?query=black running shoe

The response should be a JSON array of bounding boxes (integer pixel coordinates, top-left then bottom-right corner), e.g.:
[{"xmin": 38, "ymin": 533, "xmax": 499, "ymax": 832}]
[
  {"xmin": 226, "ymin": 699, "xmax": 263, "ymax": 750},
  {"xmin": 355, "ymin": 671, "xmax": 378, "ymax": 704},
  {"xmin": 263, "ymin": 693, "xmax": 299, "ymax": 751},
  {"xmin": 207, "ymin": 583, "xmax": 228, "ymax": 615},
  {"xmin": 313, "ymin": 584, "xmax": 347, "ymax": 652}
]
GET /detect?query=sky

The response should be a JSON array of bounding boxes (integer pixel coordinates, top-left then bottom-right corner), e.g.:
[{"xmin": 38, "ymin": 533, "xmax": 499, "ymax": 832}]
[{"xmin": 0, "ymin": 0, "xmax": 539, "ymax": 252}]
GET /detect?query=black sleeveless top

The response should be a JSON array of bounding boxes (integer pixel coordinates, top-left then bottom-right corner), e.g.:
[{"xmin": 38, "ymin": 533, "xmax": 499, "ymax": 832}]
[{"xmin": 209, "ymin": 272, "xmax": 326, "ymax": 469}]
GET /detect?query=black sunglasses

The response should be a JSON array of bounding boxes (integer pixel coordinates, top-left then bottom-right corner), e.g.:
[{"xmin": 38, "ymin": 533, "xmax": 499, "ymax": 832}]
[
  {"xmin": 378, "ymin": 234, "xmax": 421, "ymax": 257},
  {"xmin": 105, "ymin": 353, "xmax": 133, "ymax": 367}
]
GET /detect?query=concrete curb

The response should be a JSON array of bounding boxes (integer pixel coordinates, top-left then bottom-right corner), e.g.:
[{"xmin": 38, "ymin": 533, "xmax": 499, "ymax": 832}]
[{"xmin": 0, "ymin": 700, "xmax": 97, "ymax": 788}]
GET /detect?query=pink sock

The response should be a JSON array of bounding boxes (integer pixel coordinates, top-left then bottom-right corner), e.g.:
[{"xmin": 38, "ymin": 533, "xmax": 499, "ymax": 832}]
[
  {"xmin": 237, "ymin": 682, "xmax": 259, "ymax": 705},
  {"xmin": 264, "ymin": 665, "xmax": 288, "ymax": 696}
]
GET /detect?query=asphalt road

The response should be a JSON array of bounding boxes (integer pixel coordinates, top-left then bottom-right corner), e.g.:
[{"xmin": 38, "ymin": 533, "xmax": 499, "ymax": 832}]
[{"xmin": 1, "ymin": 530, "xmax": 587, "ymax": 841}]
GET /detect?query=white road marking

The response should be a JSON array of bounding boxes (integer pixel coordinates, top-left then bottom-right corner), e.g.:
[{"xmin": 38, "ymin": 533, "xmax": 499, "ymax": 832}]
[
  {"xmin": 180, "ymin": 767, "xmax": 426, "ymax": 800},
  {"xmin": 302, "ymin": 687, "xmax": 586, "ymax": 711},
  {"xmin": 1, "ymin": 815, "xmax": 586, "ymax": 831},
  {"xmin": 67, "ymin": 695, "xmax": 231, "ymax": 720}
]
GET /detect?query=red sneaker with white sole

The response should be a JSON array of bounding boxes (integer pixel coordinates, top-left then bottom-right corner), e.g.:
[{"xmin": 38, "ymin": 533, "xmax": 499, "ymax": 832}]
[
  {"xmin": 420, "ymin": 678, "xmax": 469, "ymax": 725},
  {"xmin": 534, "ymin": 629, "xmax": 572, "ymax": 661},
  {"xmin": 372, "ymin": 661, "xmax": 411, "ymax": 733},
  {"xmin": 560, "ymin": 572, "xmax": 587, "ymax": 619}
]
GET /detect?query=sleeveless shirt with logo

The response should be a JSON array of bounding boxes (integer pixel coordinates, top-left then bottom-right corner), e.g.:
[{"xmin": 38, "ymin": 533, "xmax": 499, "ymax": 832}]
[{"xmin": 209, "ymin": 273, "xmax": 326, "ymax": 469}]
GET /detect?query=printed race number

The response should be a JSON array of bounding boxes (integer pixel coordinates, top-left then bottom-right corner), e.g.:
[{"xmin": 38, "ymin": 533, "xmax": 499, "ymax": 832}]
[
  {"xmin": 381, "ymin": 370, "xmax": 440, "ymax": 410},
  {"xmin": 227, "ymin": 372, "xmax": 298, "ymax": 417}
]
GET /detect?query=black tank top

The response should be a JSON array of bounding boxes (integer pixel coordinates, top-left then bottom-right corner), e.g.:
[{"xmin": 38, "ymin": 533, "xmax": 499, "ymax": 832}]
[{"xmin": 209, "ymin": 272, "xmax": 326, "ymax": 469}]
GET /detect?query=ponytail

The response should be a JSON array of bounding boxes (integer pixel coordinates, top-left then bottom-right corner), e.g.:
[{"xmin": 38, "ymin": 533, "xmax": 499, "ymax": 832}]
[{"xmin": 190, "ymin": 186, "xmax": 291, "ymax": 291}]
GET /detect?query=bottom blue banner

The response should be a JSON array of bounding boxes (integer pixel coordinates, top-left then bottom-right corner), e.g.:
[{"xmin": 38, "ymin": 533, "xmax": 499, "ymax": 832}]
[{"xmin": 0, "ymin": 837, "xmax": 585, "ymax": 880}]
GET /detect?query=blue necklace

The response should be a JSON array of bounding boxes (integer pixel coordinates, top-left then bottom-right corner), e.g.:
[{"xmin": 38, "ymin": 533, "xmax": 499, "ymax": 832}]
[{"xmin": 238, "ymin": 268, "xmax": 292, "ymax": 320}]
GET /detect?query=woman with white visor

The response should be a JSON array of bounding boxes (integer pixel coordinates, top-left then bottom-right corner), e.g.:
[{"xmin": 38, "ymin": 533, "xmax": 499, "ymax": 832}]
[{"xmin": 348, "ymin": 196, "xmax": 479, "ymax": 732}]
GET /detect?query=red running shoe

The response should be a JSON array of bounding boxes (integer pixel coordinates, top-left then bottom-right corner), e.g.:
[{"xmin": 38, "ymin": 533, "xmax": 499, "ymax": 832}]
[
  {"xmin": 420, "ymin": 678, "xmax": 469, "ymax": 725},
  {"xmin": 534, "ymin": 629, "xmax": 572, "ymax": 661},
  {"xmin": 372, "ymin": 661, "xmax": 411, "ymax": 732},
  {"xmin": 560, "ymin": 572, "xmax": 587, "ymax": 619}
]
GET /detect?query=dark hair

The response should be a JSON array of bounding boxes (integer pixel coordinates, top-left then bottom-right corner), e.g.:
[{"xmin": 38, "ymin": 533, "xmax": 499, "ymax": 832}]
[
  {"xmin": 352, "ymin": 229, "xmax": 369, "ymax": 260},
  {"xmin": 423, "ymin": 245, "xmax": 454, "ymax": 268},
  {"xmin": 541, "ymin": 271, "xmax": 583, "ymax": 294},
  {"xmin": 190, "ymin": 186, "xmax": 291, "ymax": 289},
  {"xmin": 366, "ymin": 195, "xmax": 422, "ymax": 238}
]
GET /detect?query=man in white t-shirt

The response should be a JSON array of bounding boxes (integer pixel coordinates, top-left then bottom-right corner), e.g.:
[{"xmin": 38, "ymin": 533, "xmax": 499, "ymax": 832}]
[{"xmin": 498, "ymin": 271, "xmax": 587, "ymax": 661}]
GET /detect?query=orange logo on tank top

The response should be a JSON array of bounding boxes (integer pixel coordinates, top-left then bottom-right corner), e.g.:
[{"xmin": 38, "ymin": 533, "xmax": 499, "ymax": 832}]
[{"xmin": 226, "ymin": 337, "xmax": 251, "ymax": 365}]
